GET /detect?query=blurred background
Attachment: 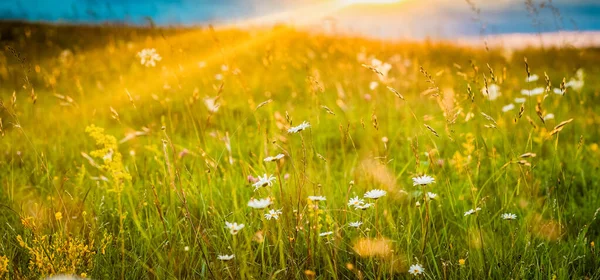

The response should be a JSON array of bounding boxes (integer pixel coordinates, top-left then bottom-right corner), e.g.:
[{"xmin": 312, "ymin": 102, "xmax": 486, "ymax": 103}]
[{"xmin": 0, "ymin": 0, "xmax": 599, "ymax": 40}]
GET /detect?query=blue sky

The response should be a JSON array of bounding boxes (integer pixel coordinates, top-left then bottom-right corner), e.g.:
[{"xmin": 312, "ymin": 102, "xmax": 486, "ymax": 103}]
[{"xmin": 1, "ymin": 0, "xmax": 599, "ymax": 38}]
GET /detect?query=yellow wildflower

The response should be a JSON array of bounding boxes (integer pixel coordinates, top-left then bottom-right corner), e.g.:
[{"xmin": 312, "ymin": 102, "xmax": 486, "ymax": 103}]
[
  {"xmin": 21, "ymin": 216, "xmax": 37, "ymax": 231},
  {"xmin": 85, "ymin": 125, "xmax": 131, "ymax": 191},
  {"xmin": 17, "ymin": 233, "xmax": 95, "ymax": 277},
  {"xmin": 0, "ymin": 255, "xmax": 9, "ymax": 278}
]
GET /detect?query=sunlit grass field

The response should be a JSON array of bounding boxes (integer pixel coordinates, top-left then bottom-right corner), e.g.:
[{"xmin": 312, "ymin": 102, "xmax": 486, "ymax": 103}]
[{"xmin": 0, "ymin": 22, "xmax": 599, "ymax": 279}]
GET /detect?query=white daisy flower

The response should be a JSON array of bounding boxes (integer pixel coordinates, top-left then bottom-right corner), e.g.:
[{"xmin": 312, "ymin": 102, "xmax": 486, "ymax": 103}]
[
  {"xmin": 319, "ymin": 231, "xmax": 334, "ymax": 237},
  {"xmin": 264, "ymin": 154, "xmax": 285, "ymax": 162},
  {"xmin": 264, "ymin": 209, "xmax": 283, "ymax": 220},
  {"xmin": 566, "ymin": 78, "xmax": 584, "ymax": 91},
  {"xmin": 308, "ymin": 196, "xmax": 326, "ymax": 201},
  {"xmin": 543, "ymin": 113, "xmax": 555, "ymax": 121},
  {"xmin": 247, "ymin": 197, "xmax": 273, "ymax": 209},
  {"xmin": 525, "ymin": 74, "xmax": 539, "ymax": 83},
  {"xmin": 500, "ymin": 213, "xmax": 517, "ymax": 220},
  {"xmin": 225, "ymin": 222, "xmax": 245, "ymax": 235},
  {"xmin": 364, "ymin": 189, "xmax": 387, "ymax": 199},
  {"xmin": 412, "ymin": 175, "xmax": 435, "ymax": 186},
  {"xmin": 217, "ymin": 254, "xmax": 235, "ymax": 261},
  {"xmin": 426, "ymin": 192, "xmax": 437, "ymax": 199},
  {"xmin": 521, "ymin": 87, "xmax": 544, "ymax": 96},
  {"xmin": 514, "ymin": 97, "xmax": 527, "ymax": 103},
  {"xmin": 204, "ymin": 97, "xmax": 220, "ymax": 113},
  {"xmin": 355, "ymin": 203, "xmax": 373, "ymax": 210},
  {"xmin": 287, "ymin": 121, "xmax": 311, "ymax": 134},
  {"xmin": 348, "ymin": 221, "xmax": 363, "ymax": 228},
  {"xmin": 252, "ymin": 174, "xmax": 276, "ymax": 191},
  {"xmin": 369, "ymin": 58, "xmax": 392, "ymax": 81},
  {"xmin": 464, "ymin": 207, "xmax": 482, "ymax": 216},
  {"xmin": 348, "ymin": 196, "xmax": 365, "ymax": 208},
  {"xmin": 502, "ymin": 103, "xmax": 515, "ymax": 113},
  {"xmin": 137, "ymin": 48, "xmax": 162, "ymax": 67},
  {"xmin": 553, "ymin": 88, "xmax": 565, "ymax": 95},
  {"xmin": 409, "ymin": 264, "xmax": 424, "ymax": 276},
  {"xmin": 481, "ymin": 84, "xmax": 501, "ymax": 101}
]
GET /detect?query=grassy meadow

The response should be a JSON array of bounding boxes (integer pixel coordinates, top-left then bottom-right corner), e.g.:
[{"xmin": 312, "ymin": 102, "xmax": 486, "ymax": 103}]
[{"xmin": 0, "ymin": 21, "xmax": 599, "ymax": 279}]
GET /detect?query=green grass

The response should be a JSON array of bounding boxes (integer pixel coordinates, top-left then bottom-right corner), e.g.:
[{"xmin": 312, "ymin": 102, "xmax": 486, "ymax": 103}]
[{"xmin": 0, "ymin": 21, "xmax": 599, "ymax": 279}]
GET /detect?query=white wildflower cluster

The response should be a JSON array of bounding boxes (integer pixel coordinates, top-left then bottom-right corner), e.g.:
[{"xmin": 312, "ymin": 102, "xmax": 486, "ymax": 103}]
[
  {"xmin": 346, "ymin": 188, "xmax": 387, "ymax": 211},
  {"xmin": 247, "ymin": 173, "xmax": 283, "ymax": 220},
  {"xmin": 137, "ymin": 48, "xmax": 162, "ymax": 67},
  {"xmin": 340, "ymin": 188, "xmax": 388, "ymax": 231},
  {"xmin": 521, "ymin": 87, "xmax": 545, "ymax": 96},
  {"xmin": 216, "ymin": 106, "xmax": 524, "ymax": 272},
  {"xmin": 412, "ymin": 175, "xmax": 438, "ymax": 203},
  {"xmin": 565, "ymin": 68, "xmax": 585, "ymax": 92},
  {"xmin": 525, "ymin": 74, "xmax": 539, "ymax": 83},
  {"xmin": 481, "ymin": 84, "xmax": 501, "ymax": 101},
  {"xmin": 370, "ymin": 58, "xmax": 392, "ymax": 82},
  {"xmin": 502, "ymin": 103, "xmax": 515, "ymax": 113},
  {"xmin": 221, "ymin": 158, "xmax": 286, "ymax": 250}
]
